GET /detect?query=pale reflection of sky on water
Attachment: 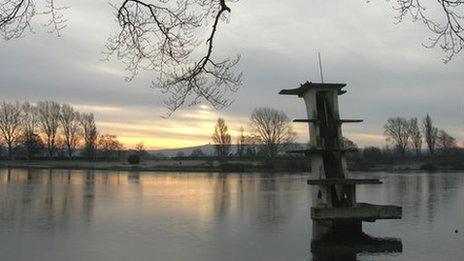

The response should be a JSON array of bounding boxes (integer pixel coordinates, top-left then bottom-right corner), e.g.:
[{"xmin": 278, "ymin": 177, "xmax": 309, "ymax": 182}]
[{"xmin": 0, "ymin": 169, "xmax": 463, "ymax": 261}]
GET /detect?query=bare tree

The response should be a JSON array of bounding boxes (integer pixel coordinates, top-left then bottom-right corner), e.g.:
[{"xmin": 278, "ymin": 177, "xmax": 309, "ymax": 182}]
[
  {"xmin": 393, "ymin": 0, "xmax": 464, "ymax": 62},
  {"xmin": 250, "ymin": 107, "xmax": 296, "ymax": 158},
  {"xmin": 408, "ymin": 117, "xmax": 422, "ymax": 157},
  {"xmin": 106, "ymin": 0, "xmax": 242, "ymax": 115},
  {"xmin": 0, "ymin": 0, "xmax": 68, "ymax": 40},
  {"xmin": 437, "ymin": 129, "xmax": 456, "ymax": 154},
  {"xmin": 212, "ymin": 117, "xmax": 231, "ymax": 157},
  {"xmin": 422, "ymin": 114, "xmax": 438, "ymax": 155},
  {"xmin": 97, "ymin": 134, "xmax": 124, "ymax": 159},
  {"xmin": 135, "ymin": 142, "xmax": 147, "ymax": 158},
  {"xmin": 0, "ymin": 101, "xmax": 22, "ymax": 159},
  {"xmin": 37, "ymin": 101, "xmax": 61, "ymax": 157},
  {"xmin": 22, "ymin": 101, "xmax": 38, "ymax": 135},
  {"xmin": 21, "ymin": 101, "xmax": 41, "ymax": 159},
  {"xmin": 342, "ymin": 137, "xmax": 358, "ymax": 150},
  {"xmin": 59, "ymin": 104, "xmax": 81, "ymax": 158},
  {"xmin": 384, "ymin": 117, "xmax": 410, "ymax": 155},
  {"xmin": 80, "ymin": 112, "xmax": 98, "ymax": 159},
  {"xmin": 18, "ymin": 131, "xmax": 43, "ymax": 159}
]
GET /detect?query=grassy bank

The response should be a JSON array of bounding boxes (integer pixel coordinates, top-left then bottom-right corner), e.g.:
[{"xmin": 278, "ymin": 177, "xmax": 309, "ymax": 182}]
[
  {"xmin": 0, "ymin": 158, "xmax": 310, "ymax": 172},
  {"xmin": 1, "ymin": 156, "xmax": 463, "ymax": 173}
]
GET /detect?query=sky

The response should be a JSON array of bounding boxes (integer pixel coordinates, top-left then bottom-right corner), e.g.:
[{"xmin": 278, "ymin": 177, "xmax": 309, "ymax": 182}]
[{"xmin": 0, "ymin": 0, "xmax": 463, "ymax": 149}]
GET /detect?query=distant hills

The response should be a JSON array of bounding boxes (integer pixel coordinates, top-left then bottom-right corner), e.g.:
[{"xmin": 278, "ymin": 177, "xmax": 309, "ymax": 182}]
[
  {"xmin": 148, "ymin": 144, "xmax": 217, "ymax": 157},
  {"xmin": 148, "ymin": 143, "xmax": 307, "ymax": 157}
]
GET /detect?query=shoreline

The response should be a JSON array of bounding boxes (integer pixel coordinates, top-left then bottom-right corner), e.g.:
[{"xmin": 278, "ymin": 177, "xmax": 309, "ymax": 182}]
[
  {"xmin": 0, "ymin": 160, "xmax": 287, "ymax": 173},
  {"xmin": 0, "ymin": 160, "xmax": 462, "ymax": 173}
]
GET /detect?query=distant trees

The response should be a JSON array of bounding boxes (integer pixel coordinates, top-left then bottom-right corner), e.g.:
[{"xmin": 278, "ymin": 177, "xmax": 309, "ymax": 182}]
[
  {"xmin": 408, "ymin": 118, "xmax": 422, "ymax": 157},
  {"xmin": 363, "ymin": 146, "xmax": 383, "ymax": 160},
  {"xmin": 80, "ymin": 113, "xmax": 98, "ymax": 159},
  {"xmin": 250, "ymin": 107, "xmax": 296, "ymax": 158},
  {"xmin": 153, "ymin": 152, "xmax": 166, "ymax": 159},
  {"xmin": 59, "ymin": 104, "xmax": 81, "ymax": 158},
  {"xmin": 97, "ymin": 134, "xmax": 124, "ymax": 159},
  {"xmin": 0, "ymin": 100, "xmax": 134, "ymax": 160},
  {"xmin": 176, "ymin": 151, "xmax": 186, "ymax": 157},
  {"xmin": 0, "ymin": 101, "xmax": 22, "ymax": 159},
  {"xmin": 422, "ymin": 114, "xmax": 438, "ymax": 155},
  {"xmin": 19, "ymin": 132, "xmax": 44, "ymax": 159},
  {"xmin": 127, "ymin": 154, "xmax": 140, "ymax": 165},
  {"xmin": 384, "ymin": 114, "xmax": 458, "ymax": 158},
  {"xmin": 212, "ymin": 118, "xmax": 231, "ymax": 157},
  {"xmin": 37, "ymin": 101, "xmax": 61, "ymax": 157},
  {"xmin": 20, "ymin": 102, "xmax": 43, "ymax": 159},
  {"xmin": 384, "ymin": 117, "xmax": 410, "ymax": 155},
  {"xmin": 190, "ymin": 148, "xmax": 205, "ymax": 157},
  {"xmin": 342, "ymin": 137, "xmax": 358, "ymax": 150},
  {"xmin": 437, "ymin": 130, "xmax": 456, "ymax": 154},
  {"xmin": 135, "ymin": 142, "xmax": 146, "ymax": 157},
  {"xmin": 210, "ymin": 108, "xmax": 296, "ymax": 159},
  {"xmin": 243, "ymin": 135, "xmax": 259, "ymax": 156}
]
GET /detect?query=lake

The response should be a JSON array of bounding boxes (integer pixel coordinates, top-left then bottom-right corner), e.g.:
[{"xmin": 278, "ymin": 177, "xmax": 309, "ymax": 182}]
[{"xmin": 0, "ymin": 168, "xmax": 462, "ymax": 261}]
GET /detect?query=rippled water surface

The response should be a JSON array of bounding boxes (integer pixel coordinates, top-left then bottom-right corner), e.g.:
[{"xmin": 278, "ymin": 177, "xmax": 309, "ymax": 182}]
[{"xmin": 0, "ymin": 169, "xmax": 463, "ymax": 261}]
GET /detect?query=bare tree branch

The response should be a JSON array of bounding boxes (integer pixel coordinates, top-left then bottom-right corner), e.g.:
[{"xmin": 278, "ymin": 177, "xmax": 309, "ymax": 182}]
[
  {"xmin": 0, "ymin": 0, "xmax": 67, "ymax": 39},
  {"xmin": 0, "ymin": 0, "xmax": 36, "ymax": 39},
  {"xmin": 1, "ymin": 0, "xmax": 241, "ymax": 115},
  {"xmin": 392, "ymin": 0, "xmax": 464, "ymax": 62},
  {"xmin": 105, "ymin": 0, "xmax": 242, "ymax": 116},
  {"xmin": 41, "ymin": 0, "xmax": 67, "ymax": 36}
]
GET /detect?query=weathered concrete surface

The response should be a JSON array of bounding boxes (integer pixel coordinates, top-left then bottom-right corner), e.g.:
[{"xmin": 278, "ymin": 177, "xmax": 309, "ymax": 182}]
[
  {"xmin": 307, "ymin": 178, "xmax": 382, "ymax": 185},
  {"xmin": 311, "ymin": 203, "xmax": 402, "ymax": 221}
]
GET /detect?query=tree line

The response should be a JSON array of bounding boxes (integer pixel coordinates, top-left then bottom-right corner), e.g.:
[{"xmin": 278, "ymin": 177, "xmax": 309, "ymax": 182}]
[
  {"xmin": 211, "ymin": 107, "xmax": 297, "ymax": 159},
  {"xmin": 0, "ymin": 101, "xmax": 126, "ymax": 160},
  {"xmin": 210, "ymin": 111, "xmax": 460, "ymax": 162},
  {"xmin": 383, "ymin": 114, "xmax": 458, "ymax": 157}
]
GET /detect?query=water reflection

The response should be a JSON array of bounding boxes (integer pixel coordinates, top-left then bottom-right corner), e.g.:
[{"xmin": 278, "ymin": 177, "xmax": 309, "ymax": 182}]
[
  {"xmin": 311, "ymin": 234, "xmax": 402, "ymax": 261},
  {"xmin": 0, "ymin": 169, "xmax": 463, "ymax": 261}
]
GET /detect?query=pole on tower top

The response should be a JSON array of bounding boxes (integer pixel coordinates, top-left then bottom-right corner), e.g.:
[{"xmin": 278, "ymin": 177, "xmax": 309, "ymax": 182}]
[{"xmin": 318, "ymin": 52, "xmax": 324, "ymax": 83}]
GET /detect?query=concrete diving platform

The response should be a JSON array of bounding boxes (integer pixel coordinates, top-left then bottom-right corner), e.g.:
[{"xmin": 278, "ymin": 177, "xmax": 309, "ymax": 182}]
[
  {"xmin": 293, "ymin": 118, "xmax": 363, "ymax": 123},
  {"xmin": 311, "ymin": 203, "xmax": 402, "ymax": 221},
  {"xmin": 307, "ymin": 178, "xmax": 382, "ymax": 185},
  {"xmin": 286, "ymin": 148, "xmax": 358, "ymax": 155},
  {"xmin": 278, "ymin": 81, "xmax": 402, "ymax": 243}
]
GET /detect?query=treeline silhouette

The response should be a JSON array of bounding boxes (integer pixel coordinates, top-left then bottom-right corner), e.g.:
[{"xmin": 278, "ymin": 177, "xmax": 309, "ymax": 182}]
[
  {"xmin": 0, "ymin": 101, "xmax": 138, "ymax": 160},
  {"xmin": 163, "ymin": 112, "xmax": 463, "ymax": 171},
  {"xmin": 210, "ymin": 107, "xmax": 298, "ymax": 159},
  {"xmin": 383, "ymin": 114, "xmax": 459, "ymax": 156},
  {"xmin": 348, "ymin": 114, "xmax": 464, "ymax": 171}
]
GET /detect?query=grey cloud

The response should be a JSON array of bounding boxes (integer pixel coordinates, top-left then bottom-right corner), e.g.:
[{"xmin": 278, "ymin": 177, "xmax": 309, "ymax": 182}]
[{"xmin": 0, "ymin": 0, "xmax": 462, "ymax": 147}]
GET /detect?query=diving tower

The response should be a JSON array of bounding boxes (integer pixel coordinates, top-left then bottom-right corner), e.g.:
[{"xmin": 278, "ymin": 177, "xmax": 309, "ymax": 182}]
[{"xmin": 279, "ymin": 81, "xmax": 402, "ymax": 243}]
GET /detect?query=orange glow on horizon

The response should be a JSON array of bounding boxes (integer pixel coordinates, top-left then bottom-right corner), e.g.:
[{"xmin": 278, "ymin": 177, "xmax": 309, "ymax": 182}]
[{"xmin": 74, "ymin": 104, "xmax": 395, "ymax": 150}]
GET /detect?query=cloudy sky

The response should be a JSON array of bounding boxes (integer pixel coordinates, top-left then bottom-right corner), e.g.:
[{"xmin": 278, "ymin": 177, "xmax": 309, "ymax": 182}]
[{"xmin": 1, "ymin": 0, "xmax": 463, "ymax": 149}]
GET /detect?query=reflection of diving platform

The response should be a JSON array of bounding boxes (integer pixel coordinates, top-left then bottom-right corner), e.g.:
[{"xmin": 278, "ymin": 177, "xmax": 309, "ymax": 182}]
[
  {"xmin": 279, "ymin": 81, "xmax": 402, "ymax": 242},
  {"xmin": 311, "ymin": 233, "xmax": 402, "ymax": 261}
]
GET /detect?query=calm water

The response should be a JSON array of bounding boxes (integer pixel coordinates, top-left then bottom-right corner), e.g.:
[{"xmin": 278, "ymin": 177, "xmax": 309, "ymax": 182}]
[{"xmin": 0, "ymin": 169, "xmax": 463, "ymax": 261}]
